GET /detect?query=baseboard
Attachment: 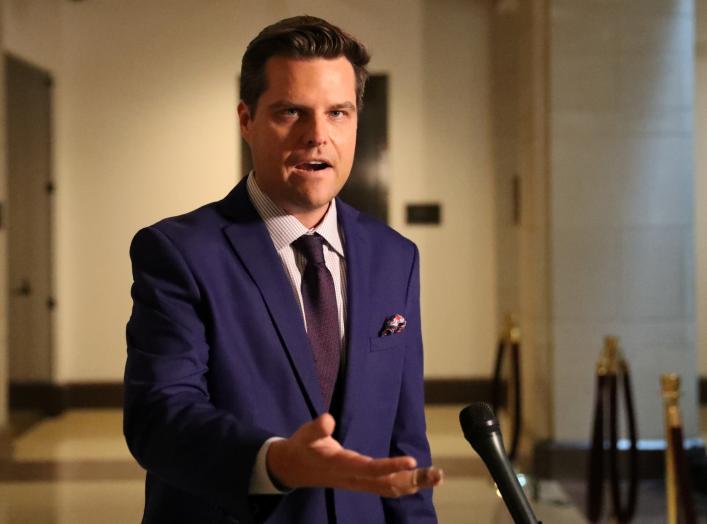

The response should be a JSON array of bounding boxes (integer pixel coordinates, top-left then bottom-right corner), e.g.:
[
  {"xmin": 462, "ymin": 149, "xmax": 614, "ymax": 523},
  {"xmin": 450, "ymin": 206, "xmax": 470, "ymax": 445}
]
[
  {"xmin": 533, "ymin": 438, "xmax": 706, "ymax": 480},
  {"xmin": 10, "ymin": 376, "xmax": 701, "ymax": 413},
  {"xmin": 10, "ymin": 378, "xmax": 493, "ymax": 413},
  {"xmin": 9, "ymin": 382, "xmax": 123, "ymax": 415},
  {"xmin": 0, "ymin": 427, "xmax": 13, "ymax": 460},
  {"xmin": 424, "ymin": 378, "xmax": 497, "ymax": 404}
]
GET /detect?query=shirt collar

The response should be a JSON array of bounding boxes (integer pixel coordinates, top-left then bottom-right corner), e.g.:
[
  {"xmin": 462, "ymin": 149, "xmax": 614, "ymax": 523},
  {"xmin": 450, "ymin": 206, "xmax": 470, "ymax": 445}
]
[{"xmin": 246, "ymin": 172, "xmax": 345, "ymax": 257}]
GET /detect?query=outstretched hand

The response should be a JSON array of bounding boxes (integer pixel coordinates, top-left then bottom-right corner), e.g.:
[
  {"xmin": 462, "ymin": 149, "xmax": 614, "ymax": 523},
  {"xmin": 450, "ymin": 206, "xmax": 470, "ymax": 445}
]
[{"xmin": 266, "ymin": 413, "xmax": 443, "ymax": 498}]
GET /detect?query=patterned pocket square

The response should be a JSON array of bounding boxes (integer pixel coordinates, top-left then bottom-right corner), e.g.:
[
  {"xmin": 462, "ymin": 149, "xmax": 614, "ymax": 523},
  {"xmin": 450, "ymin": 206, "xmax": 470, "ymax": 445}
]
[{"xmin": 379, "ymin": 314, "xmax": 407, "ymax": 337}]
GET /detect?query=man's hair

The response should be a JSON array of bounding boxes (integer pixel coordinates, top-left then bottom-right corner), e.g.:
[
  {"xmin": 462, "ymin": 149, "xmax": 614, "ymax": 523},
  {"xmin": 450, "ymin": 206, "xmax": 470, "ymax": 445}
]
[{"xmin": 240, "ymin": 15, "xmax": 370, "ymax": 113}]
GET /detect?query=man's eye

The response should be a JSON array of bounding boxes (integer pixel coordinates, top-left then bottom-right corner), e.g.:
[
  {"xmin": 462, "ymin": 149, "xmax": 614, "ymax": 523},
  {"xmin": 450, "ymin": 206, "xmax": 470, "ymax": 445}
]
[
  {"xmin": 280, "ymin": 108, "xmax": 299, "ymax": 118},
  {"xmin": 330, "ymin": 110, "xmax": 347, "ymax": 119}
]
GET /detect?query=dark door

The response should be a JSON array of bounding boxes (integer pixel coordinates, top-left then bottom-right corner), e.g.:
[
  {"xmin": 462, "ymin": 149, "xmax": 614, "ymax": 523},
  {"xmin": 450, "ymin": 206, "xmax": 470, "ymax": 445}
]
[{"xmin": 6, "ymin": 55, "xmax": 54, "ymax": 384}]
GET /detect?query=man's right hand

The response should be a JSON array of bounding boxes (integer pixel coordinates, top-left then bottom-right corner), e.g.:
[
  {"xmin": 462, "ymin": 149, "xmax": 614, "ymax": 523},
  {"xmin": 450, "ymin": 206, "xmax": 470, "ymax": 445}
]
[{"xmin": 265, "ymin": 413, "xmax": 443, "ymax": 498}]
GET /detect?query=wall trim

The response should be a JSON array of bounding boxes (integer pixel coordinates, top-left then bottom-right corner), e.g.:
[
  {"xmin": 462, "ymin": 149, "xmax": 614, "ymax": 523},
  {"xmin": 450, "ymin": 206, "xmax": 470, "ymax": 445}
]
[
  {"xmin": 11, "ymin": 377, "xmax": 705, "ymax": 414},
  {"xmin": 533, "ymin": 439, "xmax": 706, "ymax": 480},
  {"xmin": 0, "ymin": 428, "xmax": 13, "ymax": 460},
  {"xmin": 10, "ymin": 382, "xmax": 123, "ymax": 415},
  {"xmin": 424, "ymin": 378, "xmax": 497, "ymax": 404},
  {"xmin": 10, "ymin": 378, "xmax": 496, "ymax": 413}
]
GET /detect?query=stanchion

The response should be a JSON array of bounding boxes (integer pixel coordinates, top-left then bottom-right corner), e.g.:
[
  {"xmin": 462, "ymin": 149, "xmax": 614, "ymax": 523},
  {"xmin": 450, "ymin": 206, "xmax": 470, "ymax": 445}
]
[
  {"xmin": 586, "ymin": 336, "xmax": 639, "ymax": 523},
  {"xmin": 661, "ymin": 374, "xmax": 697, "ymax": 524},
  {"xmin": 491, "ymin": 314, "xmax": 522, "ymax": 461}
]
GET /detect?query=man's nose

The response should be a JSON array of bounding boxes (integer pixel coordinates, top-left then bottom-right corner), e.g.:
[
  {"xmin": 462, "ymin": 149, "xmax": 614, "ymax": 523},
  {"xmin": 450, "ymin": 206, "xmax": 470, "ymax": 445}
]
[{"xmin": 303, "ymin": 115, "xmax": 328, "ymax": 147}]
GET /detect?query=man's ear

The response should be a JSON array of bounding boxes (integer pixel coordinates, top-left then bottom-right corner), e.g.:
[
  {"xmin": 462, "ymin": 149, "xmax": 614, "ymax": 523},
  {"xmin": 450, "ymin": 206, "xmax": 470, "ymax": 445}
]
[{"xmin": 237, "ymin": 101, "xmax": 253, "ymax": 143}]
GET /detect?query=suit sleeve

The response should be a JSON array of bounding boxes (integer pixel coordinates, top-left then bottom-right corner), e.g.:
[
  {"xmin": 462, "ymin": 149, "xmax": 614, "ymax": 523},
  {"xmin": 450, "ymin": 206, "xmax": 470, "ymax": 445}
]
[
  {"xmin": 124, "ymin": 226, "xmax": 278, "ymax": 522},
  {"xmin": 382, "ymin": 245, "xmax": 438, "ymax": 523}
]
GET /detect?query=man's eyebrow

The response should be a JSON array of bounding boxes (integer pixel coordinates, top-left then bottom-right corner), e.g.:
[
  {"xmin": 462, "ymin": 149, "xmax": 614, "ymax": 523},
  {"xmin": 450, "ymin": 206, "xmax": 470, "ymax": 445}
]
[
  {"xmin": 330, "ymin": 102, "xmax": 356, "ymax": 111},
  {"xmin": 266, "ymin": 100, "xmax": 357, "ymax": 111},
  {"xmin": 268, "ymin": 100, "xmax": 301, "ymax": 110}
]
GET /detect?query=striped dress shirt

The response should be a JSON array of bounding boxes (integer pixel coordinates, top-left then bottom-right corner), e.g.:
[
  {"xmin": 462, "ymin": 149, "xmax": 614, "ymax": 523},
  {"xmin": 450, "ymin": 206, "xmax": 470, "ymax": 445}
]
[
  {"xmin": 246, "ymin": 172, "xmax": 348, "ymax": 494},
  {"xmin": 246, "ymin": 172, "xmax": 347, "ymax": 352}
]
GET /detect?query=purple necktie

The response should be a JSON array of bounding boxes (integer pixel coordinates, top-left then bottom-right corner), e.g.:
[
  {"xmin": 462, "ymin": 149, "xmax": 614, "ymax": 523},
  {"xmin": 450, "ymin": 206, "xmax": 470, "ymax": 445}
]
[{"xmin": 293, "ymin": 234, "xmax": 341, "ymax": 408}]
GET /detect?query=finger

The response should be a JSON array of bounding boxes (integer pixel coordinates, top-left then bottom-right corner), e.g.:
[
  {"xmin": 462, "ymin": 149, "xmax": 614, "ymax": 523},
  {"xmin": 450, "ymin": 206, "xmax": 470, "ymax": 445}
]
[
  {"xmin": 362, "ymin": 456, "xmax": 418, "ymax": 476},
  {"xmin": 412, "ymin": 466, "xmax": 444, "ymax": 488},
  {"xmin": 365, "ymin": 467, "xmax": 444, "ymax": 498},
  {"xmin": 330, "ymin": 451, "xmax": 417, "ymax": 477},
  {"xmin": 346, "ymin": 470, "xmax": 416, "ymax": 498}
]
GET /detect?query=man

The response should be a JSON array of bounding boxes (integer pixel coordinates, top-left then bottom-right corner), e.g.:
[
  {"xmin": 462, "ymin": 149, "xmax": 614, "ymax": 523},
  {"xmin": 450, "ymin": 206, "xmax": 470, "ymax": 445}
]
[{"xmin": 125, "ymin": 16, "xmax": 441, "ymax": 524}]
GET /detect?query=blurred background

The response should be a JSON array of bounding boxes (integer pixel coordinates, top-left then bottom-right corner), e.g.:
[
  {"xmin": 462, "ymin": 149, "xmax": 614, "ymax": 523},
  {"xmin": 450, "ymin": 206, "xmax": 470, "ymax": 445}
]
[{"xmin": 0, "ymin": 0, "xmax": 705, "ymax": 522}]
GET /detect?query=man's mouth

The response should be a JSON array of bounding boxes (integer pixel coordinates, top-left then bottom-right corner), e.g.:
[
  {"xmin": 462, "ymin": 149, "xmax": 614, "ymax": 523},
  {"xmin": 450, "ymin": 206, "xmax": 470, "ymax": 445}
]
[{"xmin": 295, "ymin": 161, "xmax": 331, "ymax": 171}]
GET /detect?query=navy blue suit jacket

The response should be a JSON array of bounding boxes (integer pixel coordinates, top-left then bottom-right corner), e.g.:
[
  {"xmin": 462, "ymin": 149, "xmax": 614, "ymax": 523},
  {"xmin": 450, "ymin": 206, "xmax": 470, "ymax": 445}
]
[{"xmin": 124, "ymin": 178, "xmax": 436, "ymax": 523}]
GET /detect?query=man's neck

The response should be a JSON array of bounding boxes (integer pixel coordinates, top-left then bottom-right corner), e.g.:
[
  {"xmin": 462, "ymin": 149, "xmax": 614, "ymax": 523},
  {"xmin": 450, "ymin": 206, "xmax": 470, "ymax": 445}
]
[
  {"xmin": 290, "ymin": 204, "xmax": 330, "ymax": 230},
  {"xmin": 250, "ymin": 172, "xmax": 331, "ymax": 229}
]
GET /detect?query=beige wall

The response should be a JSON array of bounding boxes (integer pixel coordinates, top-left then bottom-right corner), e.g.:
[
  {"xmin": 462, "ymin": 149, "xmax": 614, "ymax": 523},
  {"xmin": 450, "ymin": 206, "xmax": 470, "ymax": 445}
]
[
  {"xmin": 491, "ymin": 0, "xmax": 553, "ymax": 445},
  {"xmin": 0, "ymin": 0, "xmax": 7, "ymax": 427},
  {"xmin": 4, "ymin": 0, "xmax": 497, "ymax": 383},
  {"xmin": 697, "ymin": 0, "xmax": 707, "ymax": 377},
  {"xmin": 550, "ymin": 0, "xmax": 697, "ymax": 440}
]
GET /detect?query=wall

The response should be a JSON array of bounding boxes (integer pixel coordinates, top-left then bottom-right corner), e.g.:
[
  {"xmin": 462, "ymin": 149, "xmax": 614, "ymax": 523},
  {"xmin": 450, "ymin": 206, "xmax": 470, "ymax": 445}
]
[
  {"xmin": 0, "ymin": 0, "xmax": 7, "ymax": 429},
  {"xmin": 3, "ymin": 0, "xmax": 497, "ymax": 383},
  {"xmin": 696, "ymin": 0, "xmax": 707, "ymax": 378},
  {"xmin": 551, "ymin": 0, "xmax": 697, "ymax": 440},
  {"xmin": 491, "ymin": 0, "xmax": 553, "ymax": 446},
  {"xmin": 416, "ymin": 0, "xmax": 497, "ymax": 377}
]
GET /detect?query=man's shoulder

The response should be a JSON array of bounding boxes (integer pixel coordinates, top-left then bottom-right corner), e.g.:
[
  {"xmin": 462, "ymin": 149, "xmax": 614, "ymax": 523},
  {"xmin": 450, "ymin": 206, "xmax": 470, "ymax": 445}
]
[
  {"xmin": 149, "ymin": 199, "xmax": 225, "ymax": 237},
  {"xmin": 337, "ymin": 199, "xmax": 418, "ymax": 256}
]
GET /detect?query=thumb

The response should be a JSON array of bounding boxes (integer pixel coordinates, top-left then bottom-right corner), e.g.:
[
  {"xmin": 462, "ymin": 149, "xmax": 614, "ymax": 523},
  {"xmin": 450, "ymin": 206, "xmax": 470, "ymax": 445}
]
[{"xmin": 300, "ymin": 413, "xmax": 336, "ymax": 442}]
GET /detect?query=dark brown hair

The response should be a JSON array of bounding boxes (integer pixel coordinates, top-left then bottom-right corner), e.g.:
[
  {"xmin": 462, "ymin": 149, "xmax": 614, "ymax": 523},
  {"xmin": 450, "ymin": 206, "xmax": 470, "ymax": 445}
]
[{"xmin": 240, "ymin": 16, "xmax": 370, "ymax": 113}]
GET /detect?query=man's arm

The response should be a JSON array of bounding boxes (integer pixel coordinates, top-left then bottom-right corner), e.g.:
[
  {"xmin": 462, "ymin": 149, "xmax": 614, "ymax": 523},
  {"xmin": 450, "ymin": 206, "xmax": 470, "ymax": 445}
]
[{"xmin": 125, "ymin": 226, "xmax": 276, "ymax": 520}]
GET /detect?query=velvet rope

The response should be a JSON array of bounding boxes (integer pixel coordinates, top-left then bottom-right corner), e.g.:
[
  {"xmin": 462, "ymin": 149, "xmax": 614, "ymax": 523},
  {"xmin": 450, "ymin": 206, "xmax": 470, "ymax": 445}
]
[
  {"xmin": 587, "ymin": 374, "xmax": 607, "ymax": 523},
  {"xmin": 491, "ymin": 339, "xmax": 506, "ymax": 414},
  {"xmin": 491, "ymin": 337, "xmax": 522, "ymax": 461},
  {"xmin": 586, "ymin": 364, "xmax": 639, "ymax": 523},
  {"xmin": 509, "ymin": 342, "xmax": 522, "ymax": 462}
]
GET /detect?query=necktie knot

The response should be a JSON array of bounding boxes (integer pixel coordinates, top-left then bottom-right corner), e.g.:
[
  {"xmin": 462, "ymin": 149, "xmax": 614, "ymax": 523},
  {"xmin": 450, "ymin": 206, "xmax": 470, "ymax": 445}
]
[{"xmin": 293, "ymin": 234, "xmax": 326, "ymax": 266}]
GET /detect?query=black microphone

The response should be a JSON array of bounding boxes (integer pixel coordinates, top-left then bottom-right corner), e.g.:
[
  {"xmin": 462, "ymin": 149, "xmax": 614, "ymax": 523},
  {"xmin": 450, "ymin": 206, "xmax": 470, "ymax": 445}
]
[{"xmin": 459, "ymin": 402, "xmax": 540, "ymax": 524}]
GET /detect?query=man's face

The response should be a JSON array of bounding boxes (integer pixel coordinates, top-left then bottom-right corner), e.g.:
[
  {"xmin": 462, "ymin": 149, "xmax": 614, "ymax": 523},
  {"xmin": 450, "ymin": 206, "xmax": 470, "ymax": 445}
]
[{"xmin": 238, "ymin": 56, "xmax": 358, "ymax": 226}]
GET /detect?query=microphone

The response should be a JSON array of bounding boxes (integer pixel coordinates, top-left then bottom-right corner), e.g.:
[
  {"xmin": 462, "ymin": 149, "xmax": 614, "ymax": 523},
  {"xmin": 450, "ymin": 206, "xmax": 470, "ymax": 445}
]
[{"xmin": 459, "ymin": 402, "xmax": 540, "ymax": 524}]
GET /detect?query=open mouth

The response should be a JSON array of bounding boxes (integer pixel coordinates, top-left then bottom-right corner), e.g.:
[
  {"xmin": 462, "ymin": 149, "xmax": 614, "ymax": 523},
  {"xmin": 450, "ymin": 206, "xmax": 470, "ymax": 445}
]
[{"xmin": 295, "ymin": 161, "xmax": 331, "ymax": 172}]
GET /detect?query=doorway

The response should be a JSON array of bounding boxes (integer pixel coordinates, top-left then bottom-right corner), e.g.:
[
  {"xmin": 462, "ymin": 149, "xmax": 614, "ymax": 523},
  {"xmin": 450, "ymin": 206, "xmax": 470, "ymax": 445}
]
[{"xmin": 5, "ymin": 55, "xmax": 55, "ymax": 416}]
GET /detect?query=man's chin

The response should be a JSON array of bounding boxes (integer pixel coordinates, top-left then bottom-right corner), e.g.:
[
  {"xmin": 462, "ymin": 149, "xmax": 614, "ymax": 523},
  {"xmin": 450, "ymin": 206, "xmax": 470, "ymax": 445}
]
[
  {"xmin": 291, "ymin": 187, "xmax": 338, "ymax": 210},
  {"xmin": 286, "ymin": 193, "xmax": 335, "ymax": 221}
]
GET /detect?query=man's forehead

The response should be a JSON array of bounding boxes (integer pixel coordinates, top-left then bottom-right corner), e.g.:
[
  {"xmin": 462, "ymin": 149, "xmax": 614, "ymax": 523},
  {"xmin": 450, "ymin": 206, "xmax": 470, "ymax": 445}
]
[
  {"xmin": 260, "ymin": 55, "xmax": 357, "ymax": 101},
  {"xmin": 263, "ymin": 55, "xmax": 355, "ymax": 75}
]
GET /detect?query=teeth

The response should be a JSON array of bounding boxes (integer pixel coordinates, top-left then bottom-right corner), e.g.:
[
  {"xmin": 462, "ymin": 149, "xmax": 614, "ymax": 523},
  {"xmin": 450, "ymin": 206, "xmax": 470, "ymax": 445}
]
[{"xmin": 296, "ymin": 161, "xmax": 329, "ymax": 171}]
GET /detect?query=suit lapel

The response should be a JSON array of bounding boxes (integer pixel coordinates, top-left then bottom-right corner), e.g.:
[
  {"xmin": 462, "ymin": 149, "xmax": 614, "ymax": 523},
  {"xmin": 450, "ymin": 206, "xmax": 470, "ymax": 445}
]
[
  {"xmin": 219, "ymin": 181, "xmax": 325, "ymax": 416},
  {"xmin": 335, "ymin": 200, "xmax": 371, "ymax": 441}
]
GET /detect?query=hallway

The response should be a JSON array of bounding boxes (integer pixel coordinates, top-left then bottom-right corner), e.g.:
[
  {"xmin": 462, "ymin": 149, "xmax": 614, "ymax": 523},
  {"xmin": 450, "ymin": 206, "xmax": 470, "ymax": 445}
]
[{"xmin": 0, "ymin": 407, "xmax": 588, "ymax": 523}]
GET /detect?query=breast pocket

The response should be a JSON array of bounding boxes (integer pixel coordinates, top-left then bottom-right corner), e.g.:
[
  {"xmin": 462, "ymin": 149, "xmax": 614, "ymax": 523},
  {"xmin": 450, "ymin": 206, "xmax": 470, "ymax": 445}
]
[{"xmin": 369, "ymin": 335, "xmax": 403, "ymax": 352}]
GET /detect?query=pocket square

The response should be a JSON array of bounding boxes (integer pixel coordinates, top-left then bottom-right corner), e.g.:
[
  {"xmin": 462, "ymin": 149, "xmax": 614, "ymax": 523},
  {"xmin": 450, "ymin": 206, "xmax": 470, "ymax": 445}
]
[{"xmin": 379, "ymin": 314, "xmax": 407, "ymax": 337}]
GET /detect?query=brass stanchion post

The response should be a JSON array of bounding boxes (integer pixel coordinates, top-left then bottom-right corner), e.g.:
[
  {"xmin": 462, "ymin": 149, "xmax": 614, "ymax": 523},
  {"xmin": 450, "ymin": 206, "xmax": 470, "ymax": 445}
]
[
  {"xmin": 661, "ymin": 374, "xmax": 679, "ymax": 524},
  {"xmin": 660, "ymin": 374, "xmax": 696, "ymax": 524}
]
